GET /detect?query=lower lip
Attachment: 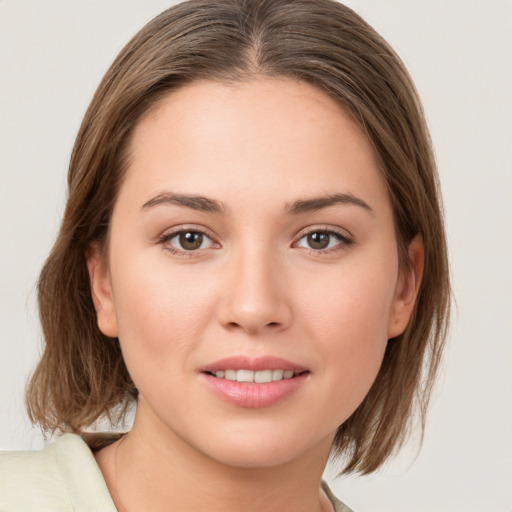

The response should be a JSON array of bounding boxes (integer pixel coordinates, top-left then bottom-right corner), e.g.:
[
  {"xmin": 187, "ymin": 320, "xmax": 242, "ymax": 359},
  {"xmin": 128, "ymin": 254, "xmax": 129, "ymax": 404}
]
[{"xmin": 202, "ymin": 372, "xmax": 308, "ymax": 408}]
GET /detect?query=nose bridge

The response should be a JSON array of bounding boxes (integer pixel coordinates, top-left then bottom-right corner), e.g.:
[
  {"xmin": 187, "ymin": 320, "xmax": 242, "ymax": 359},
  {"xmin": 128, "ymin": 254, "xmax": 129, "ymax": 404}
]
[{"xmin": 217, "ymin": 238, "xmax": 291, "ymax": 334}]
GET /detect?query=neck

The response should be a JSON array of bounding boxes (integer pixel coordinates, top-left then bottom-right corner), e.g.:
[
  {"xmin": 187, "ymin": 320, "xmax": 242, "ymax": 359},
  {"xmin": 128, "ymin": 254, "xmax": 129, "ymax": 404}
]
[{"xmin": 95, "ymin": 403, "xmax": 335, "ymax": 512}]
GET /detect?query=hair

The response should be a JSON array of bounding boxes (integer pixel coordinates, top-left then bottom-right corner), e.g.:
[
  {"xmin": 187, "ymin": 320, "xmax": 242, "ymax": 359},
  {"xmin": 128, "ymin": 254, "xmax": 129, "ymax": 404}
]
[{"xmin": 26, "ymin": 0, "xmax": 450, "ymax": 474}]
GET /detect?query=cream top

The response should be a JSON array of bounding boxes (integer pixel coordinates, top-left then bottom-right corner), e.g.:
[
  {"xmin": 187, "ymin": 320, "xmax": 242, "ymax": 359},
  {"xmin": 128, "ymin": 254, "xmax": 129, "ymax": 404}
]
[{"xmin": 0, "ymin": 433, "xmax": 353, "ymax": 511}]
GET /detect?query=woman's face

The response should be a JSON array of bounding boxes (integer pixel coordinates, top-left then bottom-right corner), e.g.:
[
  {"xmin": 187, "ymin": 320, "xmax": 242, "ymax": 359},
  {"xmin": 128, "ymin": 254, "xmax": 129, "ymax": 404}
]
[{"xmin": 89, "ymin": 78, "xmax": 420, "ymax": 468}]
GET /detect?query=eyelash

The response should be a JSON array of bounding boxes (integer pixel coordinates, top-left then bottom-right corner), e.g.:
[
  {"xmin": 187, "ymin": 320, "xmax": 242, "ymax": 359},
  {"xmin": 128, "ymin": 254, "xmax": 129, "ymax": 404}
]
[
  {"xmin": 157, "ymin": 227, "xmax": 218, "ymax": 257},
  {"xmin": 157, "ymin": 227, "xmax": 353, "ymax": 256},
  {"xmin": 293, "ymin": 228, "xmax": 354, "ymax": 254}
]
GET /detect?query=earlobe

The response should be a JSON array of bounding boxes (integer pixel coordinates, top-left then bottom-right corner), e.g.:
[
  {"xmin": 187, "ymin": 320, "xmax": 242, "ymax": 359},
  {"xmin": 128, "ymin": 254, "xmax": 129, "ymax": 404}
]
[
  {"xmin": 387, "ymin": 234, "xmax": 424, "ymax": 339},
  {"xmin": 86, "ymin": 243, "xmax": 118, "ymax": 338}
]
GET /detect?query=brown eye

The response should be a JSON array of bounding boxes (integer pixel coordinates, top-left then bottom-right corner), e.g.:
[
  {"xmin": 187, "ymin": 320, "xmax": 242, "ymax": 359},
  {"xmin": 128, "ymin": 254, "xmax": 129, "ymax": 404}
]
[
  {"xmin": 178, "ymin": 231, "xmax": 204, "ymax": 250},
  {"xmin": 295, "ymin": 230, "xmax": 351, "ymax": 252},
  {"xmin": 307, "ymin": 232, "xmax": 330, "ymax": 250},
  {"xmin": 162, "ymin": 230, "xmax": 214, "ymax": 253}
]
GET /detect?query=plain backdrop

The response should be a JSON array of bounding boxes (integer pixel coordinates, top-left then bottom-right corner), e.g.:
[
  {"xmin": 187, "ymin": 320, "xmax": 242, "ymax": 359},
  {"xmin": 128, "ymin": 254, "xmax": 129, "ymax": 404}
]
[{"xmin": 0, "ymin": 1, "xmax": 511, "ymax": 511}]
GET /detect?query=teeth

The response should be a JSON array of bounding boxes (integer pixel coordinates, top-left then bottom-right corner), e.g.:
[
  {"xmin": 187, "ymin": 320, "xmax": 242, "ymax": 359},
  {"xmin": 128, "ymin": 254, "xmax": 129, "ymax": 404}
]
[
  {"xmin": 212, "ymin": 369, "xmax": 298, "ymax": 382},
  {"xmin": 224, "ymin": 370, "xmax": 237, "ymax": 381},
  {"xmin": 254, "ymin": 370, "xmax": 272, "ymax": 383},
  {"xmin": 272, "ymin": 369, "xmax": 284, "ymax": 381},
  {"xmin": 237, "ymin": 369, "xmax": 254, "ymax": 383}
]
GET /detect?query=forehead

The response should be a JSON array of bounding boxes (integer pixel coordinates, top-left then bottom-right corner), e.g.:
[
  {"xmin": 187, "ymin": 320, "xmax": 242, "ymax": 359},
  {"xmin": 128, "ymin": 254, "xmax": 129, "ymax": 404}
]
[{"xmin": 121, "ymin": 78, "xmax": 388, "ymax": 213}]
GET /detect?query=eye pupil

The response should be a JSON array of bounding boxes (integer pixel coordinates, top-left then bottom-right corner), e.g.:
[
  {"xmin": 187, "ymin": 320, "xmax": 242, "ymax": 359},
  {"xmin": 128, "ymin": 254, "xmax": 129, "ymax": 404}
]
[
  {"xmin": 307, "ymin": 232, "xmax": 330, "ymax": 249},
  {"xmin": 179, "ymin": 231, "xmax": 203, "ymax": 250}
]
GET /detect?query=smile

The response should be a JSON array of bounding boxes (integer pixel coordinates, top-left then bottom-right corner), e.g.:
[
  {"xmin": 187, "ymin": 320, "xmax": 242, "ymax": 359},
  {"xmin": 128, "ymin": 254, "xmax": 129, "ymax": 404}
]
[
  {"xmin": 208, "ymin": 369, "xmax": 301, "ymax": 383},
  {"xmin": 201, "ymin": 357, "xmax": 309, "ymax": 408}
]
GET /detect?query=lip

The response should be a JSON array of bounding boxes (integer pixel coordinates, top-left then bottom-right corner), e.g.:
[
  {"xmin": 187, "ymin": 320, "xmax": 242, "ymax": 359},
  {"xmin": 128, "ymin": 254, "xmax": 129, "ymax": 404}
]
[
  {"xmin": 200, "ymin": 356, "xmax": 309, "ymax": 408},
  {"xmin": 200, "ymin": 355, "xmax": 307, "ymax": 373}
]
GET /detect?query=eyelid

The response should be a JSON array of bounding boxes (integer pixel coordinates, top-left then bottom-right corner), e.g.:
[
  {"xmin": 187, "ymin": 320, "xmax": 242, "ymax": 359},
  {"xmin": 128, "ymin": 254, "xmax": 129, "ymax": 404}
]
[
  {"xmin": 292, "ymin": 225, "xmax": 354, "ymax": 252},
  {"xmin": 294, "ymin": 225, "xmax": 353, "ymax": 242},
  {"xmin": 157, "ymin": 224, "xmax": 221, "ymax": 255}
]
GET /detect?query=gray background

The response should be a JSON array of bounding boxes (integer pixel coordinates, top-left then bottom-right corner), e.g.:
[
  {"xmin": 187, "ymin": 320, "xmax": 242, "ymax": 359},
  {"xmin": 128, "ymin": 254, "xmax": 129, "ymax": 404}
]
[{"xmin": 1, "ymin": 1, "xmax": 511, "ymax": 511}]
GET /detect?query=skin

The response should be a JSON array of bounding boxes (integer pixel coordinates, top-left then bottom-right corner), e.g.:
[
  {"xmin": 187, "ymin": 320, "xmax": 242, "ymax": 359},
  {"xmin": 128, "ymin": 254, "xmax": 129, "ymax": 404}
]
[{"xmin": 88, "ymin": 78, "xmax": 423, "ymax": 512}]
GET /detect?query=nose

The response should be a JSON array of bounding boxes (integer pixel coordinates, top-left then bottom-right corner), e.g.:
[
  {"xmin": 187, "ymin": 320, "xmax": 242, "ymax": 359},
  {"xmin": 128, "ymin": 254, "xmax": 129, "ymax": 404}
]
[{"xmin": 216, "ymin": 247, "xmax": 292, "ymax": 335}]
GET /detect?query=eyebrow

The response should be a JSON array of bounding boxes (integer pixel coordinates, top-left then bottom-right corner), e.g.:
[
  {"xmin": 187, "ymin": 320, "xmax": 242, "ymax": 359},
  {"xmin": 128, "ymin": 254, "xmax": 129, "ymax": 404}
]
[
  {"xmin": 285, "ymin": 193, "xmax": 373, "ymax": 215},
  {"xmin": 141, "ymin": 191, "xmax": 372, "ymax": 216},
  {"xmin": 141, "ymin": 192, "xmax": 226, "ymax": 214}
]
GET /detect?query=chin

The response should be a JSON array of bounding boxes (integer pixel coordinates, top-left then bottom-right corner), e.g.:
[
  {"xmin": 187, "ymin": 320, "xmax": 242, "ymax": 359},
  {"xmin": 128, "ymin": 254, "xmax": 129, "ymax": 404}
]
[
  {"xmin": 206, "ymin": 442, "xmax": 306, "ymax": 470},
  {"xmin": 191, "ymin": 423, "xmax": 335, "ymax": 471}
]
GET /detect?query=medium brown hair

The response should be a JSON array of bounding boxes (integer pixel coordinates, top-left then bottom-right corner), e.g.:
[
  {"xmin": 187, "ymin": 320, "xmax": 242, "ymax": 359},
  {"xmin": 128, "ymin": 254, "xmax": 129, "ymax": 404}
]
[{"xmin": 27, "ymin": 0, "xmax": 450, "ymax": 474}]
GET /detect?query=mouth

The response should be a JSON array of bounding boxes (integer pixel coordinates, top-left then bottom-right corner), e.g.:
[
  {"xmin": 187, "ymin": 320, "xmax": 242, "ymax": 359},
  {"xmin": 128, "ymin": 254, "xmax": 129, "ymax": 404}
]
[
  {"xmin": 200, "ymin": 356, "xmax": 309, "ymax": 408},
  {"xmin": 205, "ymin": 369, "xmax": 308, "ymax": 383}
]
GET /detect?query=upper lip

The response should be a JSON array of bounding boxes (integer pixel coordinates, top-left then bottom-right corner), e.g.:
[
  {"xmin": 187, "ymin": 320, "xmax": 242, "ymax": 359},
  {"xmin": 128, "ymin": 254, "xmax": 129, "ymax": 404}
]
[{"xmin": 200, "ymin": 355, "xmax": 308, "ymax": 373}]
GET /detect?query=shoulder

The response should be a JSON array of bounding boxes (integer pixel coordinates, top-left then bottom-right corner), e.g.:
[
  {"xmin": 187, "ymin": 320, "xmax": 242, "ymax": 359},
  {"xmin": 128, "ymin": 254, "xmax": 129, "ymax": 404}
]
[
  {"xmin": 322, "ymin": 480, "xmax": 356, "ymax": 512},
  {"xmin": 0, "ymin": 433, "xmax": 117, "ymax": 512}
]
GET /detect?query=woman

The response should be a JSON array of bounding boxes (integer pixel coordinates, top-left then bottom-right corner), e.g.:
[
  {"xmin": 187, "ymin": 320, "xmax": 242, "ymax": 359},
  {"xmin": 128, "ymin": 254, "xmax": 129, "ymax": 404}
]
[{"xmin": 0, "ymin": 0, "xmax": 450, "ymax": 510}]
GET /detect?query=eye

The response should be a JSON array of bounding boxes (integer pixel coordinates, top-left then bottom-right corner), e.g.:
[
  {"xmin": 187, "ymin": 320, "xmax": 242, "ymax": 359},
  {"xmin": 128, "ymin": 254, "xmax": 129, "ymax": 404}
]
[
  {"xmin": 159, "ymin": 229, "xmax": 216, "ymax": 253},
  {"xmin": 295, "ymin": 229, "xmax": 352, "ymax": 252}
]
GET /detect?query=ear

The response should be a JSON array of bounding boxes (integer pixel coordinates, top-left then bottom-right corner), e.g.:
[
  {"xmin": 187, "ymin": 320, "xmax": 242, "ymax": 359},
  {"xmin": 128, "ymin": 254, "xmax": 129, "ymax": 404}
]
[
  {"xmin": 86, "ymin": 243, "xmax": 118, "ymax": 338},
  {"xmin": 387, "ymin": 234, "xmax": 424, "ymax": 339}
]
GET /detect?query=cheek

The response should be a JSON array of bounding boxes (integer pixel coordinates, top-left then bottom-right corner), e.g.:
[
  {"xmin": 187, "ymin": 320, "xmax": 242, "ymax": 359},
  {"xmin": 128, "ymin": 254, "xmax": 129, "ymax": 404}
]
[
  {"xmin": 301, "ymin": 253, "xmax": 396, "ymax": 341},
  {"xmin": 109, "ymin": 254, "xmax": 218, "ymax": 374},
  {"xmin": 298, "ymin": 258, "xmax": 396, "ymax": 417}
]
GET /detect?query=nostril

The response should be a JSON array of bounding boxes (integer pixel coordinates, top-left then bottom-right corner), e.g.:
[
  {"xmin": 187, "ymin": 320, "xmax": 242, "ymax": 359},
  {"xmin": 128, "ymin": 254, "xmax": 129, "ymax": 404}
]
[{"xmin": 224, "ymin": 320, "xmax": 280, "ymax": 333}]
